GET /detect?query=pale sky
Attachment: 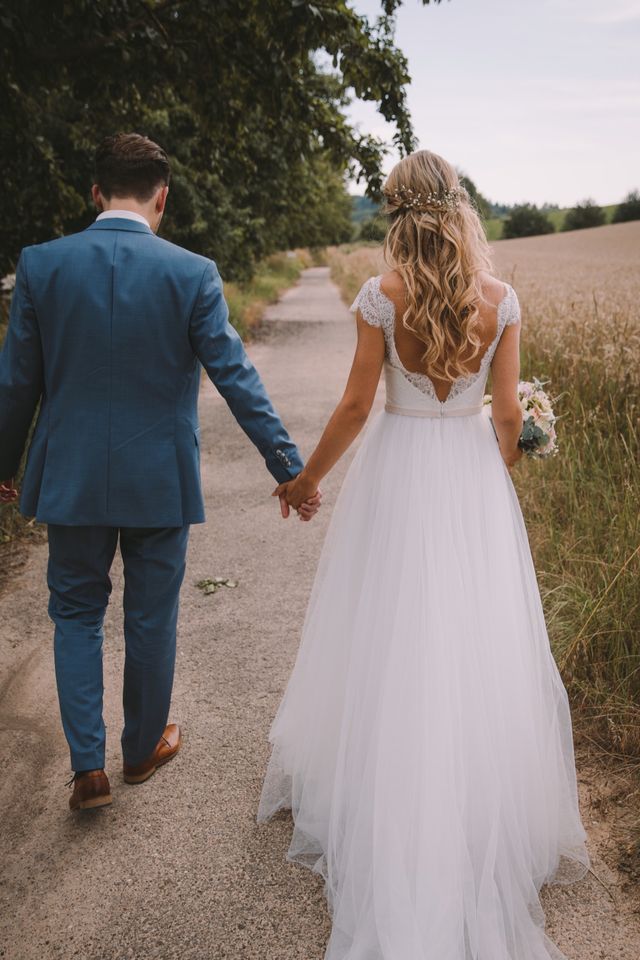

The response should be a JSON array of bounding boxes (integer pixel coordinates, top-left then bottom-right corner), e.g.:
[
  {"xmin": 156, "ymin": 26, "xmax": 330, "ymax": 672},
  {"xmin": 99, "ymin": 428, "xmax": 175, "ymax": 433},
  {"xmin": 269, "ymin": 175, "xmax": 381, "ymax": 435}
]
[{"xmin": 346, "ymin": 0, "xmax": 640, "ymax": 206}]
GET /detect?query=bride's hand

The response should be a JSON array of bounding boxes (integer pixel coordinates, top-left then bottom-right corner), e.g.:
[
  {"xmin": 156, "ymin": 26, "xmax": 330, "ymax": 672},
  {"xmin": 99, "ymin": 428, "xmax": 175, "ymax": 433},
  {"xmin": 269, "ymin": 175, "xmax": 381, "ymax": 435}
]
[
  {"xmin": 297, "ymin": 489, "xmax": 322, "ymax": 521},
  {"xmin": 503, "ymin": 447, "xmax": 523, "ymax": 471},
  {"xmin": 273, "ymin": 473, "xmax": 322, "ymax": 519}
]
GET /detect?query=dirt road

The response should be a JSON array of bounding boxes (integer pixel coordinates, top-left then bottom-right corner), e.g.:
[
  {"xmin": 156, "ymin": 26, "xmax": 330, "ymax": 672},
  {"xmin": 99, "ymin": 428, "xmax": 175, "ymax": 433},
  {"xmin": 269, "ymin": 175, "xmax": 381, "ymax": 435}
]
[{"xmin": 1, "ymin": 268, "xmax": 638, "ymax": 960}]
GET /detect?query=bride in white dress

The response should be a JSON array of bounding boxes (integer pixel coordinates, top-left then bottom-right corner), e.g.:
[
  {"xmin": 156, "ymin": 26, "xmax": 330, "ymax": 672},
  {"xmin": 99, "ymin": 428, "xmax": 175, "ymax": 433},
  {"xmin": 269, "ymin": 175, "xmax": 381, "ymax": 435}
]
[{"xmin": 259, "ymin": 149, "xmax": 589, "ymax": 960}]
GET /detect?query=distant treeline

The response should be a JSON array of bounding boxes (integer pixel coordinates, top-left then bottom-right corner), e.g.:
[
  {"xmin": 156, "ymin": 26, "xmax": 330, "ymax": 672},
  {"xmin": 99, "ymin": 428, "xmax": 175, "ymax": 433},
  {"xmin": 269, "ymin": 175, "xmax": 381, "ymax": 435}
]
[
  {"xmin": 355, "ymin": 189, "xmax": 640, "ymax": 242},
  {"xmin": 498, "ymin": 193, "xmax": 640, "ymax": 239}
]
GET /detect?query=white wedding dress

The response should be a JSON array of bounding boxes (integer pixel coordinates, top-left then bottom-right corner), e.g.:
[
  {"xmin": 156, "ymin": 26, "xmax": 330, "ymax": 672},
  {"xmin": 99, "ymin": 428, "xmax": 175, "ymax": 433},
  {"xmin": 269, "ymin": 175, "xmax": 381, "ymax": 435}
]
[{"xmin": 258, "ymin": 276, "xmax": 589, "ymax": 960}]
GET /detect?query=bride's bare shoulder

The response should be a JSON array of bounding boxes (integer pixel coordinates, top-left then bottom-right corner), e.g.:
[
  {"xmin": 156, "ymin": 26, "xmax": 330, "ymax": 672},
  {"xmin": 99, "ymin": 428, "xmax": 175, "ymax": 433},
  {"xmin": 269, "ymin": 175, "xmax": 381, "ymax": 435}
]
[
  {"xmin": 378, "ymin": 270, "xmax": 510, "ymax": 314},
  {"xmin": 478, "ymin": 271, "xmax": 510, "ymax": 307},
  {"xmin": 380, "ymin": 270, "xmax": 508, "ymax": 300},
  {"xmin": 379, "ymin": 270, "xmax": 405, "ymax": 301}
]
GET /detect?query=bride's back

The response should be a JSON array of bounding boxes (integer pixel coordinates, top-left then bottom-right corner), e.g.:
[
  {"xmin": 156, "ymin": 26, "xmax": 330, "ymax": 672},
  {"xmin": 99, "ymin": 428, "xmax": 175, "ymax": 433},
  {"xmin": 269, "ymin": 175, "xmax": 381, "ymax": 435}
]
[
  {"xmin": 379, "ymin": 270, "xmax": 509, "ymax": 403},
  {"xmin": 380, "ymin": 150, "xmax": 510, "ymax": 404}
]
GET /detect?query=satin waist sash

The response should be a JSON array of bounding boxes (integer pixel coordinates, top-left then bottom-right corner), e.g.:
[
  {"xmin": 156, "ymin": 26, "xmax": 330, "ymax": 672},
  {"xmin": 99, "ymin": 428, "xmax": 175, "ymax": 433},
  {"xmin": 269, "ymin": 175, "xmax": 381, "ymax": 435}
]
[{"xmin": 385, "ymin": 402, "xmax": 484, "ymax": 419}]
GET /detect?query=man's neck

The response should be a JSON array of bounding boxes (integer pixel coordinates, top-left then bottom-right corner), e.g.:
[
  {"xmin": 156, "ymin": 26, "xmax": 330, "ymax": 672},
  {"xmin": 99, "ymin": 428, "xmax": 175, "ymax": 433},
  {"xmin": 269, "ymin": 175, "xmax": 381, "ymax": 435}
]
[
  {"xmin": 97, "ymin": 209, "xmax": 151, "ymax": 227},
  {"xmin": 98, "ymin": 199, "xmax": 158, "ymax": 231},
  {"xmin": 100, "ymin": 199, "xmax": 151, "ymax": 218}
]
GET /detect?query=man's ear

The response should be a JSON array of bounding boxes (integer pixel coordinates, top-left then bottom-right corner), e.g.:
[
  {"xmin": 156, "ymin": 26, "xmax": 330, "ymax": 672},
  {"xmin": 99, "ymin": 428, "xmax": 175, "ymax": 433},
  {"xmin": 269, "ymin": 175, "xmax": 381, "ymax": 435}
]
[
  {"xmin": 156, "ymin": 185, "xmax": 169, "ymax": 214},
  {"xmin": 91, "ymin": 184, "xmax": 105, "ymax": 211}
]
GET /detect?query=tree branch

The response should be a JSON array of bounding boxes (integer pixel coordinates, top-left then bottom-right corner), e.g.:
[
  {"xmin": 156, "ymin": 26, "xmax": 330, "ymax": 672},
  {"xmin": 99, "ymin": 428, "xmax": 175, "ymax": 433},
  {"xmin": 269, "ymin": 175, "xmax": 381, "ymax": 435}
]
[{"xmin": 32, "ymin": 0, "xmax": 186, "ymax": 64}]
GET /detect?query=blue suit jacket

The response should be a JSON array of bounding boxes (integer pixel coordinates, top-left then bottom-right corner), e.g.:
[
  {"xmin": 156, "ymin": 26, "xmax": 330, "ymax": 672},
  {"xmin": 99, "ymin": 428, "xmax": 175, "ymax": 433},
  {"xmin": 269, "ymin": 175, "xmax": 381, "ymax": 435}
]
[{"xmin": 0, "ymin": 218, "xmax": 303, "ymax": 526}]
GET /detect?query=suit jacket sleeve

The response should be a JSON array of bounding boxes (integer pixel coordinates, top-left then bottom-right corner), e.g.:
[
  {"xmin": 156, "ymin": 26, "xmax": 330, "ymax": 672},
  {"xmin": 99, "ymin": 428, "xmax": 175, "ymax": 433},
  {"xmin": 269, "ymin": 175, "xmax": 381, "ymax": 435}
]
[
  {"xmin": 0, "ymin": 250, "xmax": 44, "ymax": 481},
  {"xmin": 188, "ymin": 260, "xmax": 303, "ymax": 483}
]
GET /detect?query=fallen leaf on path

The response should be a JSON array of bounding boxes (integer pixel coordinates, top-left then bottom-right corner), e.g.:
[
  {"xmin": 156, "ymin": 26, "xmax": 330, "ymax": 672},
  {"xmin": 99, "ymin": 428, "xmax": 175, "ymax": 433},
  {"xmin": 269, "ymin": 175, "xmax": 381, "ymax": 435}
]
[{"xmin": 196, "ymin": 577, "xmax": 240, "ymax": 596}]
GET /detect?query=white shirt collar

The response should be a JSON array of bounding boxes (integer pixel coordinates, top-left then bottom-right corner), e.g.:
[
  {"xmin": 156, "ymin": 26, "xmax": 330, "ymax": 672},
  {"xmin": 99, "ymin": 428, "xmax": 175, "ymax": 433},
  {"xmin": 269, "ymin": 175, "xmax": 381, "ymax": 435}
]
[{"xmin": 96, "ymin": 210, "xmax": 150, "ymax": 228}]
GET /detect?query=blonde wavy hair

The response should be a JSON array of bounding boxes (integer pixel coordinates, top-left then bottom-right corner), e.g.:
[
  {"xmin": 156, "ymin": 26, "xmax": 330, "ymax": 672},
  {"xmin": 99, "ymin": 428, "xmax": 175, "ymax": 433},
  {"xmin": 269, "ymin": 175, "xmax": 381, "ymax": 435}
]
[{"xmin": 383, "ymin": 149, "xmax": 492, "ymax": 382}]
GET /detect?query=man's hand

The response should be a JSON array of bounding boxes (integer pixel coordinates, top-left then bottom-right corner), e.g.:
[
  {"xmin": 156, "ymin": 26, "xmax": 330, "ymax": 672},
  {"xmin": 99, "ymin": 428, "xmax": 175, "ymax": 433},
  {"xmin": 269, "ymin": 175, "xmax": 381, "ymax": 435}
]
[
  {"xmin": 0, "ymin": 478, "xmax": 18, "ymax": 504},
  {"xmin": 273, "ymin": 474, "xmax": 322, "ymax": 521}
]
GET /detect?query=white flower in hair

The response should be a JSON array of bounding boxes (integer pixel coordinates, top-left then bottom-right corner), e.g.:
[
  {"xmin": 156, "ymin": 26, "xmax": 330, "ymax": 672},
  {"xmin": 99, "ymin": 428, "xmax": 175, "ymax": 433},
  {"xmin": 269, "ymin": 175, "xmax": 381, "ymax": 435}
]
[{"xmin": 384, "ymin": 183, "xmax": 466, "ymax": 213}]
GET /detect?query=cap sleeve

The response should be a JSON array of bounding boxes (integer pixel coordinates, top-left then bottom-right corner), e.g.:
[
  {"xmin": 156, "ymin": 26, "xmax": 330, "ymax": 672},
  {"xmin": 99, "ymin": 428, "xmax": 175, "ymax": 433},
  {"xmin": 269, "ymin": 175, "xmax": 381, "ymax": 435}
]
[
  {"xmin": 349, "ymin": 276, "xmax": 383, "ymax": 328},
  {"xmin": 503, "ymin": 284, "xmax": 521, "ymax": 327}
]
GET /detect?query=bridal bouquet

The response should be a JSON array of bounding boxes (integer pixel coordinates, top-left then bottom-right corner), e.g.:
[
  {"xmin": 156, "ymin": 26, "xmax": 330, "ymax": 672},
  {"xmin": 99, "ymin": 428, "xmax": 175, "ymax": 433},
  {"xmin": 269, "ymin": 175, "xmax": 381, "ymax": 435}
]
[{"xmin": 484, "ymin": 379, "xmax": 557, "ymax": 458}]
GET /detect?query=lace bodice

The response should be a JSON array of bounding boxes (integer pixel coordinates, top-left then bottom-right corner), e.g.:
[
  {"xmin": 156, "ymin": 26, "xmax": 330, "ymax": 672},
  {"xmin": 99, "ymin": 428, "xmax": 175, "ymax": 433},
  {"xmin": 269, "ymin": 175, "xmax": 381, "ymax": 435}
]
[{"xmin": 349, "ymin": 275, "xmax": 520, "ymax": 415}]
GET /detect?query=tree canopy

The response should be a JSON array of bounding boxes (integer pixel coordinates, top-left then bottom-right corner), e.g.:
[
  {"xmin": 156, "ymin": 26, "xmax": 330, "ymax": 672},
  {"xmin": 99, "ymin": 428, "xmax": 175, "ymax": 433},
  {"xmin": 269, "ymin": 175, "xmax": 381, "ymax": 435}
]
[
  {"xmin": 457, "ymin": 173, "xmax": 491, "ymax": 221},
  {"xmin": 1, "ymin": 0, "xmax": 444, "ymax": 278}
]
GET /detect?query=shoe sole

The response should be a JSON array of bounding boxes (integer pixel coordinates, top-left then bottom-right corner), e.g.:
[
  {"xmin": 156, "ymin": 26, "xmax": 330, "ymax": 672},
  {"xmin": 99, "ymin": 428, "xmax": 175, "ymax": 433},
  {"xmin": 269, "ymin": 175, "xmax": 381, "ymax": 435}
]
[
  {"xmin": 123, "ymin": 738, "xmax": 182, "ymax": 785},
  {"xmin": 71, "ymin": 793, "xmax": 113, "ymax": 811}
]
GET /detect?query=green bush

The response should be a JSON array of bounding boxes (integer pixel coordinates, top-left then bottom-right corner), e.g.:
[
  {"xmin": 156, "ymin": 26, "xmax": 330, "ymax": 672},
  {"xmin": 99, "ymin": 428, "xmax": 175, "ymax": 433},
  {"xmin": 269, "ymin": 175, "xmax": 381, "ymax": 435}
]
[
  {"xmin": 613, "ymin": 190, "xmax": 640, "ymax": 224},
  {"xmin": 224, "ymin": 252, "xmax": 307, "ymax": 338},
  {"xmin": 359, "ymin": 216, "xmax": 387, "ymax": 243},
  {"xmin": 562, "ymin": 199, "xmax": 606, "ymax": 231},
  {"xmin": 502, "ymin": 204, "xmax": 555, "ymax": 239}
]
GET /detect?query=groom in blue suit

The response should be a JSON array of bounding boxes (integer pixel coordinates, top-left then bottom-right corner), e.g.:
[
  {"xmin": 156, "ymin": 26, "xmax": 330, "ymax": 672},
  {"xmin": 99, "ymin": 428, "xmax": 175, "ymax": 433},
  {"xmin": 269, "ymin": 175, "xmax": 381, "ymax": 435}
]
[{"xmin": 0, "ymin": 133, "xmax": 318, "ymax": 810}]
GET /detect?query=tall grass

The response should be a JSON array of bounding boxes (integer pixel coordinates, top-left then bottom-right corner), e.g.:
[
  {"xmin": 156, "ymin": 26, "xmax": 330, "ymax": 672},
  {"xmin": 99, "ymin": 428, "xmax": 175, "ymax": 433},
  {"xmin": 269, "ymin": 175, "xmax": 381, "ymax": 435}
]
[
  {"xmin": 224, "ymin": 249, "xmax": 312, "ymax": 337},
  {"xmin": 327, "ymin": 222, "xmax": 640, "ymax": 759},
  {"xmin": 493, "ymin": 226, "xmax": 640, "ymax": 758}
]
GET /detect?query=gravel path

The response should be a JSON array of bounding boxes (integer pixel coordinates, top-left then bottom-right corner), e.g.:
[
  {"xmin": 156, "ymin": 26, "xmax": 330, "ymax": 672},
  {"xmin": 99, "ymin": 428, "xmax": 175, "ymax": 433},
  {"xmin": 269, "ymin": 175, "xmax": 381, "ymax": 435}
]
[{"xmin": 1, "ymin": 267, "xmax": 638, "ymax": 960}]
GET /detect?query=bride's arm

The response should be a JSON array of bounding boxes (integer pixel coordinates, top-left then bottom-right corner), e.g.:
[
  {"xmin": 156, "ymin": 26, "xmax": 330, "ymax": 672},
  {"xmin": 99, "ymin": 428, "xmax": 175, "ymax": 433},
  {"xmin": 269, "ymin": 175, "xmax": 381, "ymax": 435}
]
[
  {"xmin": 275, "ymin": 311, "xmax": 385, "ymax": 511},
  {"xmin": 490, "ymin": 321, "xmax": 523, "ymax": 469}
]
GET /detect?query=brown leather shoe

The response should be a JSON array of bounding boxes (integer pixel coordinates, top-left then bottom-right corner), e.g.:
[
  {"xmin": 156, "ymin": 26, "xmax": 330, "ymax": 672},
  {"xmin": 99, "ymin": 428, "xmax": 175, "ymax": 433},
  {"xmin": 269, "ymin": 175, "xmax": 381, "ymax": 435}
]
[
  {"xmin": 123, "ymin": 723, "xmax": 182, "ymax": 784},
  {"xmin": 68, "ymin": 770, "xmax": 112, "ymax": 811}
]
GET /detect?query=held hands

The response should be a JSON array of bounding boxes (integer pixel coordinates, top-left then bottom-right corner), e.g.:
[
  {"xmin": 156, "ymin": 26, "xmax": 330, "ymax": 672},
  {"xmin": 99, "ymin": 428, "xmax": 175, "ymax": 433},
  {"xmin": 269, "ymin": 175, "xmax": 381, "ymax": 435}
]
[
  {"xmin": 0, "ymin": 478, "xmax": 18, "ymax": 504},
  {"xmin": 273, "ymin": 472, "xmax": 322, "ymax": 522}
]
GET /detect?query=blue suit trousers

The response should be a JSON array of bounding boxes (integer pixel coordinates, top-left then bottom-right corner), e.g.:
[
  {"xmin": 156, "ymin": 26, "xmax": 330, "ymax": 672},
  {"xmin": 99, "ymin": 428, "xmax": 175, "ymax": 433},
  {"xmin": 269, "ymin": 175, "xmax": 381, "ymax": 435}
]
[{"xmin": 47, "ymin": 524, "xmax": 190, "ymax": 771}]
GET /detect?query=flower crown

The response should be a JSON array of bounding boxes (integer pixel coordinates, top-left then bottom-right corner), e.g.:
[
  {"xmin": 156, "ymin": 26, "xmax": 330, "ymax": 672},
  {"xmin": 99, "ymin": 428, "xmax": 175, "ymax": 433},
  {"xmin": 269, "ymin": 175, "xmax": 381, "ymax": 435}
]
[{"xmin": 384, "ymin": 183, "xmax": 466, "ymax": 214}]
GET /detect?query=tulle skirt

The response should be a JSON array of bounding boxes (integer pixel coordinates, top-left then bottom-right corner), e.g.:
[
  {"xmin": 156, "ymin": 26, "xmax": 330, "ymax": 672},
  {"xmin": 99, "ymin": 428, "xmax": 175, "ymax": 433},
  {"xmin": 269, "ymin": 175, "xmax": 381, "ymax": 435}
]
[{"xmin": 258, "ymin": 408, "xmax": 589, "ymax": 960}]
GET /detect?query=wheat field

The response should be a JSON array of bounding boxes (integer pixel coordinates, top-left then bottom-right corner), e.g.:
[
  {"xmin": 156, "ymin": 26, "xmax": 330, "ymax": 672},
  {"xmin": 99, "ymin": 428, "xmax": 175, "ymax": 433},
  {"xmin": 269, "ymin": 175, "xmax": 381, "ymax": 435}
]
[{"xmin": 327, "ymin": 221, "xmax": 640, "ymax": 759}]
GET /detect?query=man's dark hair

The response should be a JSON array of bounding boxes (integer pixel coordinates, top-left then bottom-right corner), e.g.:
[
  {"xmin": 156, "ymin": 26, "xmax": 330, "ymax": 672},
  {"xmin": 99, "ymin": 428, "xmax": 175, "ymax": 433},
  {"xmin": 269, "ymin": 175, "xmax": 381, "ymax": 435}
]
[{"xmin": 95, "ymin": 133, "xmax": 171, "ymax": 201}]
